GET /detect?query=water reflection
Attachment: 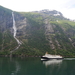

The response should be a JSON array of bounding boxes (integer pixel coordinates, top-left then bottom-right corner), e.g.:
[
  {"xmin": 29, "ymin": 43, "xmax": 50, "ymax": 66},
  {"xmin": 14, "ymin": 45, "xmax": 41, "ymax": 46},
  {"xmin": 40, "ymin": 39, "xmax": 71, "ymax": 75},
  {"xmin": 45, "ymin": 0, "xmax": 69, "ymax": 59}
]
[
  {"xmin": 11, "ymin": 61, "xmax": 20, "ymax": 75},
  {"xmin": 43, "ymin": 59, "xmax": 63, "ymax": 66},
  {"xmin": 0, "ymin": 57, "xmax": 21, "ymax": 75},
  {"xmin": 10, "ymin": 57, "xmax": 20, "ymax": 75},
  {"xmin": 0, "ymin": 57, "xmax": 75, "ymax": 75}
]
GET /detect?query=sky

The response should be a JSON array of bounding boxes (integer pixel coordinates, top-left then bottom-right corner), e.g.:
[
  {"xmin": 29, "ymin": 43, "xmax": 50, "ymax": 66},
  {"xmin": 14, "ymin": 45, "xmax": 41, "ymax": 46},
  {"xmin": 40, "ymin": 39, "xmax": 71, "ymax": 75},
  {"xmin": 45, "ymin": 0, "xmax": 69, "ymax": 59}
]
[{"xmin": 0, "ymin": 0, "xmax": 75, "ymax": 20}]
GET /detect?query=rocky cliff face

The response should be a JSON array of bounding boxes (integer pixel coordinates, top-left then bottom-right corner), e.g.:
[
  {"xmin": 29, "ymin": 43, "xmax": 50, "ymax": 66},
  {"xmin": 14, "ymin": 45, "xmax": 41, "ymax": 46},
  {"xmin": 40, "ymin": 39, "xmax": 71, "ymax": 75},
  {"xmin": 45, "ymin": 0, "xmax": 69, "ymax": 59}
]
[
  {"xmin": 13, "ymin": 12, "xmax": 28, "ymax": 42},
  {"xmin": 0, "ymin": 7, "xmax": 13, "ymax": 33},
  {"xmin": 0, "ymin": 6, "xmax": 75, "ymax": 57}
]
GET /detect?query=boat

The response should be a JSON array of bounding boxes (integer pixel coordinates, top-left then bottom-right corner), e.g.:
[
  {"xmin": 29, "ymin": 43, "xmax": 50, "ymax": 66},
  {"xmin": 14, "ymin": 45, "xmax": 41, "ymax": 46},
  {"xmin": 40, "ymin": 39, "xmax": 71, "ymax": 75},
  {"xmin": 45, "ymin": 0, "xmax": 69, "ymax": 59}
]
[{"xmin": 41, "ymin": 52, "xmax": 63, "ymax": 60}]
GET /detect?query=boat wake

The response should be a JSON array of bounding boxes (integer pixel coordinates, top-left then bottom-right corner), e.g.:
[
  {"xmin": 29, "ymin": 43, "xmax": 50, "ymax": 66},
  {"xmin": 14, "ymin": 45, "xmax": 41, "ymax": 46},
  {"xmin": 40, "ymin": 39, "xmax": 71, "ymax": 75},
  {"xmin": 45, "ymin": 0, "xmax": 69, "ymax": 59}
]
[{"xmin": 64, "ymin": 58, "xmax": 75, "ymax": 60}]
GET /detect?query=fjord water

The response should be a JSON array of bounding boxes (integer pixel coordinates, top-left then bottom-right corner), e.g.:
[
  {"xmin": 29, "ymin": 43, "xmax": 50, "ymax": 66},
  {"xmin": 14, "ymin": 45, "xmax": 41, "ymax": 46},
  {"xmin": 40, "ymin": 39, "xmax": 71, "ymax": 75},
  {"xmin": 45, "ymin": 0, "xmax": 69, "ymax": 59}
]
[{"xmin": 0, "ymin": 57, "xmax": 75, "ymax": 75}]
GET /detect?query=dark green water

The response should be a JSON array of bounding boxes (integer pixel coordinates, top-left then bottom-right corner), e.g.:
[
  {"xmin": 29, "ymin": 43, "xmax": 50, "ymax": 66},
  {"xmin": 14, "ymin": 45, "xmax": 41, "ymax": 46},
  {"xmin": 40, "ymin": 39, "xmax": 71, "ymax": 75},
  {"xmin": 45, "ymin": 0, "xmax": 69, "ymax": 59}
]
[{"xmin": 0, "ymin": 57, "xmax": 75, "ymax": 75}]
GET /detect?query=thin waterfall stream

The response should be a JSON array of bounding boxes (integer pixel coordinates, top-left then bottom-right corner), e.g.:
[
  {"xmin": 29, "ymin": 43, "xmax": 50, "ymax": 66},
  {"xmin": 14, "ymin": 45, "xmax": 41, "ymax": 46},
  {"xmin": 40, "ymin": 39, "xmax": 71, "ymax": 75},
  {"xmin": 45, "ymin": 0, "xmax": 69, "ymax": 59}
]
[{"xmin": 10, "ymin": 12, "xmax": 21, "ymax": 54}]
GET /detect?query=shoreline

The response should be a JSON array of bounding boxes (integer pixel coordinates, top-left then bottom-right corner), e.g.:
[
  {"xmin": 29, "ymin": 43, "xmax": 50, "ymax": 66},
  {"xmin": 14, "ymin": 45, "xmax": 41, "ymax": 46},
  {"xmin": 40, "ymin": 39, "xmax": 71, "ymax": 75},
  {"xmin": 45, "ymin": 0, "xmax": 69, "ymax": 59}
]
[{"xmin": 0, "ymin": 54, "xmax": 75, "ymax": 58}]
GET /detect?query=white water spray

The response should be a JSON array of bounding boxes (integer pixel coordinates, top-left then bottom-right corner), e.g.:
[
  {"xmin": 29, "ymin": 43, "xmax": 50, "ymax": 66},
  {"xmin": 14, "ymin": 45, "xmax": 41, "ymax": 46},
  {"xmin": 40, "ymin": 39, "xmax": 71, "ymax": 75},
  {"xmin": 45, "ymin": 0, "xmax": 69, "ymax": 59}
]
[{"xmin": 12, "ymin": 12, "xmax": 21, "ymax": 48}]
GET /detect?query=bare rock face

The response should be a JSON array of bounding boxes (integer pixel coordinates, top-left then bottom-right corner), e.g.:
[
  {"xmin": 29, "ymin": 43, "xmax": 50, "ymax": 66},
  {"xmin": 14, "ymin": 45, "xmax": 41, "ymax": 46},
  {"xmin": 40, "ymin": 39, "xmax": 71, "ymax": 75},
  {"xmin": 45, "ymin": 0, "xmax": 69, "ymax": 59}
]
[
  {"xmin": 13, "ymin": 13, "xmax": 28, "ymax": 42},
  {"xmin": 45, "ymin": 19, "xmax": 54, "ymax": 33},
  {"xmin": 0, "ymin": 6, "xmax": 75, "ymax": 56},
  {"xmin": 0, "ymin": 6, "xmax": 14, "ymax": 37},
  {"xmin": 44, "ymin": 19, "xmax": 55, "ymax": 49}
]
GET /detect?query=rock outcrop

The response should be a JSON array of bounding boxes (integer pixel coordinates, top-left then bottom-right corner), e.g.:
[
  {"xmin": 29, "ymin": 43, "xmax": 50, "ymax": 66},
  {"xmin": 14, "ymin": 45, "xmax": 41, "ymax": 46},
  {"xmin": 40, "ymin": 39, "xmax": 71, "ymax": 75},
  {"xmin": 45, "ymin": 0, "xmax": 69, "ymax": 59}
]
[{"xmin": 0, "ymin": 6, "xmax": 75, "ymax": 57}]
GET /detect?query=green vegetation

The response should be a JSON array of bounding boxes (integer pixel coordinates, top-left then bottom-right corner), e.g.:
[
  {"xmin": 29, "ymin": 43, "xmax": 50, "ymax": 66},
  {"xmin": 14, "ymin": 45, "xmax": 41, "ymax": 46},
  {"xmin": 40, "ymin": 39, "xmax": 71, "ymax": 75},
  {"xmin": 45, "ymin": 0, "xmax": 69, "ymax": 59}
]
[
  {"xmin": 0, "ymin": 30, "xmax": 18, "ymax": 55},
  {"xmin": 50, "ymin": 20, "xmax": 75, "ymax": 57},
  {"xmin": 0, "ymin": 5, "xmax": 12, "ymax": 15},
  {"xmin": 0, "ymin": 6, "xmax": 75, "ymax": 57},
  {"xmin": 13, "ymin": 12, "xmax": 53, "ymax": 56}
]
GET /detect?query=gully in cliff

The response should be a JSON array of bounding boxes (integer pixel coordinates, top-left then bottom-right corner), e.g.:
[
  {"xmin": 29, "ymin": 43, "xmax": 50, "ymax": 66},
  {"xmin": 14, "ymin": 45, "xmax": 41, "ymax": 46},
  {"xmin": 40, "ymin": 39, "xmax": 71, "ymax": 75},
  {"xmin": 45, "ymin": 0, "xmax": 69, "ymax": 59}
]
[
  {"xmin": 10, "ymin": 12, "xmax": 21, "ymax": 55},
  {"xmin": 41, "ymin": 52, "xmax": 63, "ymax": 60},
  {"xmin": 12, "ymin": 12, "xmax": 21, "ymax": 45}
]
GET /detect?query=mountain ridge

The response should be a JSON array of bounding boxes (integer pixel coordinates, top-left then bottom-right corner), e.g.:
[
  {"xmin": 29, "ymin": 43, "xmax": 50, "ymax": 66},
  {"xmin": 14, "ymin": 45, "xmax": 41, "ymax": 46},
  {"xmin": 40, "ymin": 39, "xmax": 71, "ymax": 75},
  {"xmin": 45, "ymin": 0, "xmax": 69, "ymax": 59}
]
[{"xmin": 0, "ymin": 5, "xmax": 75, "ymax": 57}]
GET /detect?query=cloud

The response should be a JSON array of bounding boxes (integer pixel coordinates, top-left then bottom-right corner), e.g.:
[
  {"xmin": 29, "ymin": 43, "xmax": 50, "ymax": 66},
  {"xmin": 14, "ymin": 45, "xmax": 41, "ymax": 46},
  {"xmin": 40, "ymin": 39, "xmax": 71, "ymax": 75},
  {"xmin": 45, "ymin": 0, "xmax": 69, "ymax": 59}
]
[
  {"xmin": 60, "ymin": 8, "xmax": 75, "ymax": 20},
  {"xmin": 0, "ymin": 0, "xmax": 75, "ymax": 19}
]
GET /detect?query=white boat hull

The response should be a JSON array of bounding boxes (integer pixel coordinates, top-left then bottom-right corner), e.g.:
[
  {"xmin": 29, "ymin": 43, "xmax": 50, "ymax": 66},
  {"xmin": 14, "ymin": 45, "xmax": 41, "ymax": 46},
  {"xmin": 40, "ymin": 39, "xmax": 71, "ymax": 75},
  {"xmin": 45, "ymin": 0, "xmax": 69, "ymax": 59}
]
[{"xmin": 41, "ymin": 56, "xmax": 64, "ymax": 60}]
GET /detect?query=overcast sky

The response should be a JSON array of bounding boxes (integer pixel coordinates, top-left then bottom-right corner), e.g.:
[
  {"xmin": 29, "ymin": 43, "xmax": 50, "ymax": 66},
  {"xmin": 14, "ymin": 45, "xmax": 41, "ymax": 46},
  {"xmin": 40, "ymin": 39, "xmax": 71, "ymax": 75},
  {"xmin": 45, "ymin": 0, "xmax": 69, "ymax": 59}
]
[{"xmin": 0, "ymin": 0, "xmax": 75, "ymax": 20}]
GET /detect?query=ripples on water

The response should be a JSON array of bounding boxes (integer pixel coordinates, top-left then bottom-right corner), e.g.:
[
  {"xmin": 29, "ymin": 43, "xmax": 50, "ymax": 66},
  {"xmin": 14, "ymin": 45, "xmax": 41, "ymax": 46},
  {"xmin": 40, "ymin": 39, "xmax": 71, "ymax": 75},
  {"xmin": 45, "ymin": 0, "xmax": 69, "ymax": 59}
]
[
  {"xmin": 42, "ymin": 58, "xmax": 75, "ymax": 67},
  {"xmin": 0, "ymin": 57, "xmax": 75, "ymax": 75},
  {"xmin": 64, "ymin": 58, "xmax": 75, "ymax": 60}
]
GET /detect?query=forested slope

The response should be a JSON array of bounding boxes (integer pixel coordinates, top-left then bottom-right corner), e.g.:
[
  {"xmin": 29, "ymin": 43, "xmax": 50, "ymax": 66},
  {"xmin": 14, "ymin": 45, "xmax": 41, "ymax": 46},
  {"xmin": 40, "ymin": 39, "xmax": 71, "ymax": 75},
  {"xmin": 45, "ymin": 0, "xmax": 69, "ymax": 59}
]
[{"xmin": 0, "ymin": 6, "xmax": 75, "ymax": 57}]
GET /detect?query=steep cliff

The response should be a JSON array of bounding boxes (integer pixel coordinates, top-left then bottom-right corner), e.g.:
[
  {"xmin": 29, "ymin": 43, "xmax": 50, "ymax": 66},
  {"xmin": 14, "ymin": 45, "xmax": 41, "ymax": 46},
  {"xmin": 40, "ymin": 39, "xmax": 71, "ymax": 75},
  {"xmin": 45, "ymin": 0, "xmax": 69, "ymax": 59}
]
[{"xmin": 0, "ymin": 6, "xmax": 75, "ymax": 57}]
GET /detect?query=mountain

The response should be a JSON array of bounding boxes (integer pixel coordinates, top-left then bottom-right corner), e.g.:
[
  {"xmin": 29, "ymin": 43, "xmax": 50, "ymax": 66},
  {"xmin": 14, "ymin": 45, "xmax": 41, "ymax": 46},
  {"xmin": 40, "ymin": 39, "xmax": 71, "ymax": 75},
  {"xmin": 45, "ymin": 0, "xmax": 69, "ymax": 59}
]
[{"xmin": 0, "ymin": 6, "xmax": 75, "ymax": 57}]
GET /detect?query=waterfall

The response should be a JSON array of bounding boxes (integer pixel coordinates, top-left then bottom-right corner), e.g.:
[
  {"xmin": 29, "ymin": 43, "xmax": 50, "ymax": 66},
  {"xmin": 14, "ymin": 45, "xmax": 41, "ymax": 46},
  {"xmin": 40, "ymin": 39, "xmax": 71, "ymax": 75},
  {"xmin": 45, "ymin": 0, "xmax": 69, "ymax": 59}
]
[{"xmin": 12, "ymin": 12, "xmax": 21, "ymax": 49}]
